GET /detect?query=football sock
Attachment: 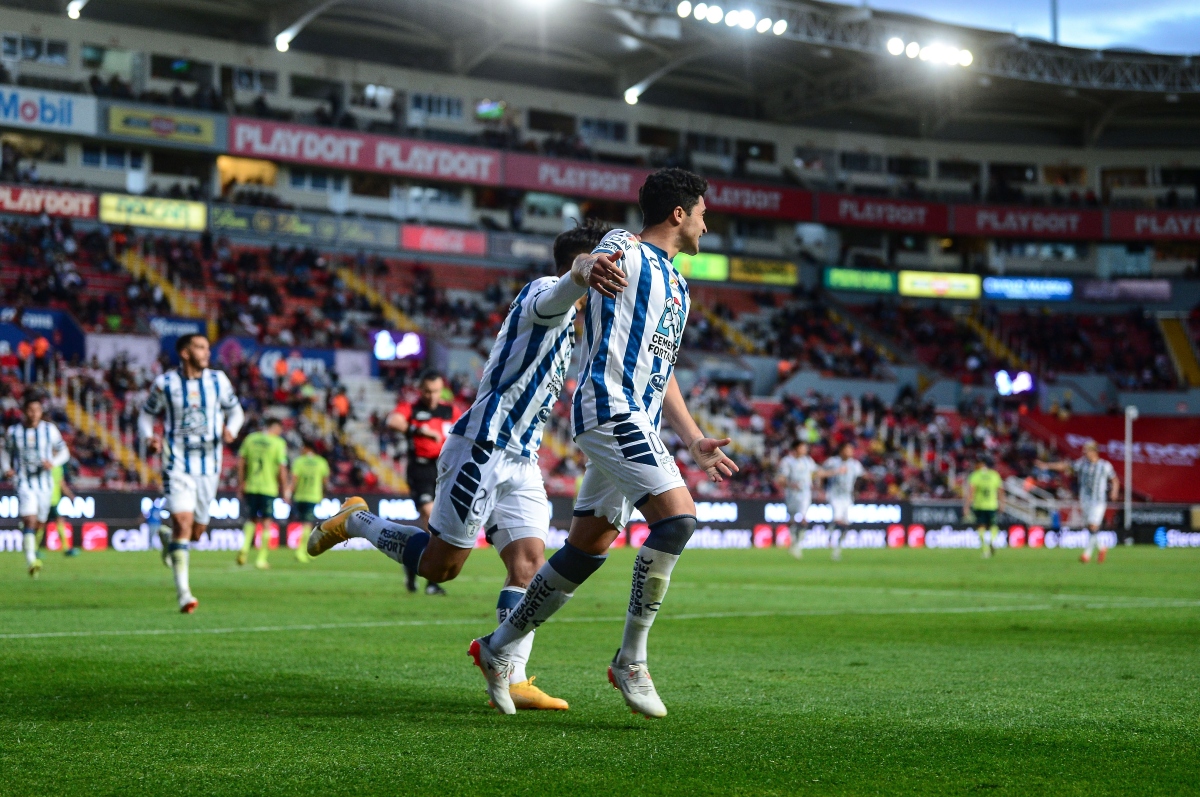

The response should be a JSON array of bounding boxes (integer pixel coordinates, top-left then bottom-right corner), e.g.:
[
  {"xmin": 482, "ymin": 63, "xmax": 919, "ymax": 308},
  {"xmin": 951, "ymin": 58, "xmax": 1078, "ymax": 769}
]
[
  {"xmin": 790, "ymin": 523, "xmax": 806, "ymax": 551},
  {"xmin": 240, "ymin": 522, "xmax": 256, "ymax": 556},
  {"xmin": 24, "ymin": 528, "xmax": 37, "ymax": 567},
  {"xmin": 55, "ymin": 520, "xmax": 69, "ymax": 549},
  {"xmin": 296, "ymin": 523, "xmax": 312, "ymax": 561},
  {"xmin": 256, "ymin": 528, "xmax": 270, "ymax": 566},
  {"xmin": 831, "ymin": 527, "xmax": 842, "ymax": 558},
  {"xmin": 497, "ymin": 587, "xmax": 533, "ymax": 683},
  {"xmin": 170, "ymin": 541, "xmax": 192, "ymax": 602},
  {"xmin": 489, "ymin": 542, "xmax": 607, "ymax": 654},
  {"xmin": 617, "ymin": 514, "xmax": 696, "ymax": 667},
  {"xmin": 1086, "ymin": 531, "xmax": 1098, "ymax": 558},
  {"xmin": 346, "ymin": 511, "xmax": 429, "ymax": 573}
]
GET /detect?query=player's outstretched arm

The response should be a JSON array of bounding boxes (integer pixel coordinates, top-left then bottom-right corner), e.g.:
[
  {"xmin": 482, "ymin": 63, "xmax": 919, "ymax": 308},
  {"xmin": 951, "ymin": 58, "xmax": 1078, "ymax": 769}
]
[
  {"xmin": 1034, "ymin": 459, "xmax": 1070, "ymax": 473},
  {"xmin": 662, "ymin": 375, "xmax": 738, "ymax": 483}
]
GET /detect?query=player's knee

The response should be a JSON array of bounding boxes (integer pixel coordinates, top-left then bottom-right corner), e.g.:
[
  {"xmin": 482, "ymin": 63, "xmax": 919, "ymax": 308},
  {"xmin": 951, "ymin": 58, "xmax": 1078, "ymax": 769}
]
[
  {"xmin": 505, "ymin": 551, "xmax": 544, "ymax": 587},
  {"xmin": 643, "ymin": 514, "xmax": 697, "ymax": 556},
  {"xmin": 418, "ymin": 541, "xmax": 468, "ymax": 582}
]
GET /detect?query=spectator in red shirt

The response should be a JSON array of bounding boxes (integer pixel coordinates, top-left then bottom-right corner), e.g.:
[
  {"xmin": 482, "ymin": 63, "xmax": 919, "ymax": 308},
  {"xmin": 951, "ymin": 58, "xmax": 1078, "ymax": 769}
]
[{"xmin": 387, "ymin": 369, "xmax": 460, "ymax": 595}]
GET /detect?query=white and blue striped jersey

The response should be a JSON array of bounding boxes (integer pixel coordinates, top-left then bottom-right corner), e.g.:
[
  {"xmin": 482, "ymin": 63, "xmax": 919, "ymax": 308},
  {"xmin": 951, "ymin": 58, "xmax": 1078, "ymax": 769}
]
[
  {"xmin": 572, "ymin": 229, "xmax": 691, "ymax": 436},
  {"xmin": 1073, "ymin": 456, "xmax": 1116, "ymax": 504},
  {"xmin": 451, "ymin": 276, "xmax": 577, "ymax": 461},
  {"xmin": 823, "ymin": 456, "xmax": 864, "ymax": 502},
  {"xmin": 2, "ymin": 421, "xmax": 69, "ymax": 491},
  {"xmin": 138, "ymin": 368, "xmax": 244, "ymax": 476}
]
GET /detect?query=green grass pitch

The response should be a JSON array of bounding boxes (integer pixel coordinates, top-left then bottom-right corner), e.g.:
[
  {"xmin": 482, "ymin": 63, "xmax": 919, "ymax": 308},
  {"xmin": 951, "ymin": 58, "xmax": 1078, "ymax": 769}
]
[{"xmin": 1, "ymin": 546, "xmax": 1198, "ymax": 795}]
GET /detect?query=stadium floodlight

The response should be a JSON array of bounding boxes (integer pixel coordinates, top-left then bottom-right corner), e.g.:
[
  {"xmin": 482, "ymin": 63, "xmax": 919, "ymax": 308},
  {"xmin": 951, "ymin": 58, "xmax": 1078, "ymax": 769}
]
[
  {"xmin": 66, "ymin": 0, "xmax": 88, "ymax": 19},
  {"xmin": 905, "ymin": 41, "xmax": 919, "ymax": 58},
  {"xmin": 959, "ymin": 49, "xmax": 973, "ymax": 66},
  {"xmin": 738, "ymin": 11, "xmax": 756, "ymax": 30},
  {"xmin": 772, "ymin": 19, "xmax": 787, "ymax": 35},
  {"xmin": 624, "ymin": 87, "xmax": 640, "ymax": 104},
  {"xmin": 677, "ymin": 0, "xmax": 691, "ymax": 17},
  {"xmin": 887, "ymin": 37, "xmax": 905, "ymax": 56},
  {"xmin": 706, "ymin": 5, "xmax": 724, "ymax": 23},
  {"xmin": 725, "ymin": 9, "xmax": 739, "ymax": 26},
  {"xmin": 756, "ymin": 17, "xmax": 772, "ymax": 33},
  {"xmin": 693, "ymin": 2, "xmax": 707, "ymax": 20},
  {"xmin": 275, "ymin": 32, "xmax": 292, "ymax": 52}
]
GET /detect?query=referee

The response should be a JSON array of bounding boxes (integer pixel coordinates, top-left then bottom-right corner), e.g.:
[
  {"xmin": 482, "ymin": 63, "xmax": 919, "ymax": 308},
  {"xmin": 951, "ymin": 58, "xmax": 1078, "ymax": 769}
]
[{"xmin": 387, "ymin": 370, "xmax": 460, "ymax": 595}]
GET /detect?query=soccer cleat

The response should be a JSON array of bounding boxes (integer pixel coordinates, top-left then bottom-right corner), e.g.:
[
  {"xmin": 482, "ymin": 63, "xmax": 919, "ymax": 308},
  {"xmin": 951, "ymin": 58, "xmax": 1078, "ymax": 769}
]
[
  {"xmin": 28, "ymin": 559, "xmax": 43, "ymax": 579},
  {"xmin": 789, "ymin": 542, "xmax": 804, "ymax": 559},
  {"xmin": 1098, "ymin": 549, "xmax": 1107, "ymax": 563},
  {"xmin": 236, "ymin": 551, "xmax": 248, "ymax": 566},
  {"xmin": 1080, "ymin": 552, "xmax": 1091, "ymax": 564},
  {"xmin": 159, "ymin": 529, "xmax": 173, "ymax": 568},
  {"xmin": 307, "ymin": 496, "xmax": 368, "ymax": 556},
  {"xmin": 180, "ymin": 597, "xmax": 198, "ymax": 614},
  {"xmin": 65, "ymin": 548, "xmax": 80, "ymax": 557},
  {"xmin": 255, "ymin": 560, "xmax": 270, "ymax": 570},
  {"xmin": 508, "ymin": 677, "xmax": 569, "ymax": 711},
  {"xmin": 425, "ymin": 582, "xmax": 446, "ymax": 596},
  {"xmin": 469, "ymin": 637, "xmax": 516, "ymax": 715},
  {"xmin": 608, "ymin": 655, "xmax": 667, "ymax": 719}
]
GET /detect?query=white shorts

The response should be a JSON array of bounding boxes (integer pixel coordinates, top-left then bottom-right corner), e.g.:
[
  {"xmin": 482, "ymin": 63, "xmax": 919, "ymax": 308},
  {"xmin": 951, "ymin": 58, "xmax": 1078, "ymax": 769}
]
[
  {"xmin": 1082, "ymin": 501, "xmax": 1107, "ymax": 528},
  {"xmin": 830, "ymin": 497, "xmax": 853, "ymax": 525},
  {"xmin": 428, "ymin": 435, "xmax": 550, "ymax": 551},
  {"xmin": 573, "ymin": 413, "xmax": 687, "ymax": 531},
  {"xmin": 785, "ymin": 491, "xmax": 812, "ymax": 523},
  {"xmin": 163, "ymin": 471, "xmax": 220, "ymax": 526},
  {"xmin": 17, "ymin": 483, "xmax": 53, "ymax": 523}
]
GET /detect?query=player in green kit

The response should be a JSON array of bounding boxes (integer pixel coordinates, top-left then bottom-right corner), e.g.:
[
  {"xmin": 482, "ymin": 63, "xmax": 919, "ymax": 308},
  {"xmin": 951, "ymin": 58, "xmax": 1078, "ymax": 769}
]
[
  {"xmin": 236, "ymin": 418, "xmax": 290, "ymax": 570},
  {"xmin": 290, "ymin": 439, "xmax": 330, "ymax": 563},
  {"xmin": 47, "ymin": 464, "xmax": 80, "ymax": 556},
  {"xmin": 964, "ymin": 455, "xmax": 1004, "ymax": 558}
]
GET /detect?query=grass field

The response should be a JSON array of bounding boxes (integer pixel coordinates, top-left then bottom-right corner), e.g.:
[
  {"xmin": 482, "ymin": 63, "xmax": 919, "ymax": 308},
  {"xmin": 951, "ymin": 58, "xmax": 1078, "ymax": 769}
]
[{"xmin": 1, "ymin": 545, "xmax": 1198, "ymax": 796}]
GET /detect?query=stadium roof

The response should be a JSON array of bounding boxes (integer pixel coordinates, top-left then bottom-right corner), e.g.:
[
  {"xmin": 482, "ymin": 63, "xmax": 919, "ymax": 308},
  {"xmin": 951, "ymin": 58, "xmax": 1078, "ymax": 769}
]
[{"xmin": 16, "ymin": 0, "xmax": 1200, "ymax": 147}]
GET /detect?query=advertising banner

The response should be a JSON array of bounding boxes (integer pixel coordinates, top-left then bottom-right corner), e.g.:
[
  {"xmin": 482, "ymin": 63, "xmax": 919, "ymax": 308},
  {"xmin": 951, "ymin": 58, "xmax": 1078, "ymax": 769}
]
[
  {"xmin": 0, "ymin": 306, "xmax": 85, "ymax": 360},
  {"xmin": 1108, "ymin": 210, "xmax": 1200, "ymax": 241},
  {"xmin": 824, "ymin": 267, "xmax": 896, "ymax": 293},
  {"xmin": 0, "ymin": 184, "xmax": 97, "ymax": 218},
  {"xmin": 673, "ymin": 252, "xmax": 729, "ymax": 281},
  {"xmin": 212, "ymin": 337, "xmax": 339, "ymax": 381},
  {"xmin": 817, "ymin": 194, "xmax": 948, "ymax": 233},
  {"xmin": 1021, "ymin": 412, "xmax": 1200, "ymax": 503},
  {"xmin": 1079, "ymin": 279, "xmax": 1171, "ymax": 302},
  {"xmin": 85, "ymin": 333, "xmax": 159, "ymax": 371},
  {"xmin": 954, "ymin": 206, "xmax": 1103, "ymax": 239},
  {"xmin": 229, "ymin": 118, "xmax": 501, "ymax": 185},
  {"xmin": 106, "ymin": 105, "xmax": 217, "ymax": 147},
  {"xmin": 730, "ymin": 257, "xmax": 798, "ymax": 286},
  {"xmin": 0, "ymin": 86, "xmax": 97, "ymax": 135},
  {"xmin": 982, "ymin": 276, "xmax": 1073, "ymax": 301},
  {"xmin": 704, "ymin": 179, "xmax": 812, "ymax": 220},
  {"xmin": 487, "ymin": 231, "xmax": 555, "ymax": 264},
  {"xmin": 898, "ymin": 270, "xmax": 981, "ymax": 299},
  {"xmin": 148, "ymin": 316, "xmax": 207, "ymax": 362},
  {"xmin": 209, "ymin": 205, "xmax": 398, "ymax": 248},
  {"xmin": 400, "ymin": 224, "xmax": 486, "ymax": 256},
  {"xmin": 503, "ymin": 152, "xmax": 644, "ymax": 202},
  {"xmin": 99, "ymin": 193, "xmax": 207, "ymax": 231}
]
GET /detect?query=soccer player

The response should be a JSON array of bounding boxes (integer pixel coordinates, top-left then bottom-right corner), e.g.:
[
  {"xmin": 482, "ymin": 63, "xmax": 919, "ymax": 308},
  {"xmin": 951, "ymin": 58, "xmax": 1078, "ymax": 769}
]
[
  {"xmin": 236, "ymin": 417, "xmax": 290, "ymax": 570},
  {"xmin": 307, "ymin": 220, "xmax": 624, "ymax": 710},
  {"xmin": 777, "ymin": 440, "xmax": 818, "ymax": 558},
  {"xmin": 2, "ymin": 394, "xmax": 70, "ymax": 578},
  {"xmin": 1036, "ymin": 441, "xmax": 1119, "ymax": 564},
  {"xmin": 819, "ymin": 441, "xmax": 864, "ymax": 562},
  {"xmin": 964, "ymin": 455, "xmax": 1004, "ymax": 559},
  {"xmin": 470, "ymin": 168, "xmax": 737, "ymax": 718},
  {"xmin": 290, "ymin": 439, "xmax": 330, "ymax": 563},
  {"xmin": 47, "ymin": 463, "xmax": 80, "ymax": 556},
  {"xmin": 139, "ymin": 334, "xmax": 244, "ymax": 613},
  {"xmin": 387, "ymin": 370, "xmax": 460, "ymax": 595}
]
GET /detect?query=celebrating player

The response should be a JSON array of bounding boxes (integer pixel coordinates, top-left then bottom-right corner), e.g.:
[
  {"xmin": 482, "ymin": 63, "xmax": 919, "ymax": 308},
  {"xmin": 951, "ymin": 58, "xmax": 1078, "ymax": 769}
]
[
  {"xmin": 964, "ymin": 455, "xmax": 1004, "ymax": 558},
  {"xmin": 139, "ymin": 334, "xmax": 244, "ymax": 613},
  {"xmin": 2, "ymin": 394, "xmax": 70, "ymax": 578},
  {"xmin": 777, "ymin": 440, "xmax": 818, "ymax": 558},
  {"xmin": 1036, "ymin": 441, "xmax": 1119, "ymax": 564},
  {"xmin": 306, "ymin": 221, "xmax": 623, "ymax": 710},
  {"xmin": 819, "ymin": 441, "xmax": 864, "ymax": 562},
  {"xmin": 470, "ymin": 168, "xmax": 737, "ymax": 718},
  {"xmin": 290, "ymin": 439, "xmax": 330, "ymax": 563},
  {"xmin": 236, "ymin": 417, "xmax": 290, "ymax": 570},
  {"xmin": 387, "ymin": 370, "xmax": 460, "ymax": 595}
]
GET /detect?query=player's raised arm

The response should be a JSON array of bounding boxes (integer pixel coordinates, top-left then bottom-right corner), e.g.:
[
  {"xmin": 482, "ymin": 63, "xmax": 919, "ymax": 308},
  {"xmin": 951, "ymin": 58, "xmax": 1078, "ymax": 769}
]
[
  {"xmin": 1, "ymin": 430, "xmax": 13, "ymax": 479},
  {"xmin": 1034, "ymin": 458, "xmax": 1071, "ymax": 473},
  {"xmin": 219, "ymin": 372, "xmax": 244, "ymax": 443},
  {"xmin": 662, "ymin": 374, "xmax": 737, "ymax": 482},
  {"xmin": 138, "ymin": 381, "xmax": 165, "ymax": 454}
]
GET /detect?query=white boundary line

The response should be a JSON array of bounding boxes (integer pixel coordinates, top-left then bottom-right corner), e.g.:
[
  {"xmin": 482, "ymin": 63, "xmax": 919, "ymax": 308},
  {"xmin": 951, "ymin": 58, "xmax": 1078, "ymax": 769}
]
[{"xmin": 2, "ymin": 600, "xmax": 1197, "ymax": 641}]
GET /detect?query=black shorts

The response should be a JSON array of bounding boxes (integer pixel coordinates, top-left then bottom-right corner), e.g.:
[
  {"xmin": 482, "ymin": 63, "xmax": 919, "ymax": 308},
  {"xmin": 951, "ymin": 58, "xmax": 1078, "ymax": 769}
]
[
  {"xmin": 291, "ymin": 501, "xmax": 317, "ymax": 523},
  {"xmin": 407, "ymin": 461, "xmax": 438, "ymax": 507},
  {"xmin": 973, "ymin": 509, "xmax": 997, "ymax": 528},
  {"xmin": 244, "ymin": 492, "xmax": 275, "ymax": 520}
]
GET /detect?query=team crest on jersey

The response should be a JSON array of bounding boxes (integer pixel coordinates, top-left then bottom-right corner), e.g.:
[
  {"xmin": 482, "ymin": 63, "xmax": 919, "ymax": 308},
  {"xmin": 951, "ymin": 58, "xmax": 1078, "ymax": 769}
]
[
  {"xmin": 648, "ymin": 295, "xmax": 685, "ymax": 364},
  {"xmin": 179, "ymin": 406, "xmax": 208, "ymax": 434},
  {"xmin": 537, "ymin": 406, "xmax": 553, "ymax": 422},
  {"xmin": 650, "ymin": 374, "xmax": 667, "ymax": 393}
]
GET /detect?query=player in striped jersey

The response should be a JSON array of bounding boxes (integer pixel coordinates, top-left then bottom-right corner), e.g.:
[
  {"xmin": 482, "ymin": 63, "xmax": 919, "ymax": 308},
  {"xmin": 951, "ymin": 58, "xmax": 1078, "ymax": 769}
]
[
  {"xmin": 1037, "ymin": 441, "xmax": 1119, "ymax": 563},
  {"xmin": 2, "ymin": 394, "xmax": 70, "ymax": 578},
  {"xmin": 139, "ymin": 334, "xmax": 244, "ymax": 612},
  {"xmin": 471, "ymin": 169, "xmax": 738, "ymax": 718},
  {"xmin": 306, "ymin": 222, "xmax": 626, "ymax": 708}
]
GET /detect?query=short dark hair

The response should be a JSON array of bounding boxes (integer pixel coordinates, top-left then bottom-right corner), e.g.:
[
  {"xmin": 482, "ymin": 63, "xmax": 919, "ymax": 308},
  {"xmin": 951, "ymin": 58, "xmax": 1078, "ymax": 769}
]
[
  {"xmin": 418, "ymin": 369, "xmax": 443, "ymax": 384},
  {"xmin": 265, "ymin": 417, "xmax": 283, "ymax": 429},
  {"xmin": 175, "ymin": 333, "xmax": 205, "ymax": 353},
  {"xmin": 22, "ymin": 393, "xmax": 44, "ymax": 409},
  {"xmin": 639, "ymin": 168, "xmax": 708, "ymax": 227},
  {"xmin": 553, "ymin": 218, "xmax": 610, "ymax": 270}
]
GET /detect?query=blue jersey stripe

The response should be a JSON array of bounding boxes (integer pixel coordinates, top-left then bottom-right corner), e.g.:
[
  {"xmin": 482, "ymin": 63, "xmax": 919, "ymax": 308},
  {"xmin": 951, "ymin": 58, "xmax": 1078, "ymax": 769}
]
[
  {"xmin": 503, "ymin": 323, "xmax": 573, "ymax": 452},
  {"xmin": 474, "ymin": 285, "xmax": 530, "ymax": 435},
  {"xmin": 198, "ymin": 373, "xmax": 209, "ymax": 475},
  {"xmin": 589, "ymin": 294, "xmax": 617, "ymax": 426},
  {"xmin": 618, "ymin": 250, "xmax": 653, "ymax": 415}
]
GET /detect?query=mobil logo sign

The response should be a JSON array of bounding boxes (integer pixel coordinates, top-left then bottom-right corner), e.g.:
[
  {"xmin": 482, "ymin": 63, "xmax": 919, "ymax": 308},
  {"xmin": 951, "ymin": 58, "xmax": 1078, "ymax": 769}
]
[{"xmin": 0, "ymin": 87, "xmax": 98, "ymax": 134}]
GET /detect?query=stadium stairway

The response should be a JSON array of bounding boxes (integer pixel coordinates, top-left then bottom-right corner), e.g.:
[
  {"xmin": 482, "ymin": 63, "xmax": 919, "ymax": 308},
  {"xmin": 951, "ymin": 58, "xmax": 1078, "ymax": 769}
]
[
  {"xmin": 336, "ymin": 267, "xmax": 419, "ymax": 333},
  {"xmin": 121, "ymin": 250, "xmax": 213, "ymax": 336},
  {"xmin": 56, "ymin": 387, "xmax": 157, "ymax": 487},
  {"xmin": 301, "ymin": 400, "xmax": 408, "ymax": 495},
  {"xmin": 1156, "ymin": 314, "xmax": 1200, "ymax": 387},
  {"xmin": 960, "ymin": 310, "xmax": 1031, "ymax": 372}
]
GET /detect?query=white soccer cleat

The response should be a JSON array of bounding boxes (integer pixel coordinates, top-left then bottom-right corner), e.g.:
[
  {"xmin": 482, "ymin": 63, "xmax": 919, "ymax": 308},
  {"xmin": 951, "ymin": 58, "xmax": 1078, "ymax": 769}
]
[
  {"xmin": 789, "ymin": 542, "xmax": 804, "ymax": 559},
  {"xmin": 469, "ymin": 637, "xmax": 516, "ymax": 715},
  {"xmin": 608, "ymin": 656, "xmax": 667, "ymax": 718}
]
